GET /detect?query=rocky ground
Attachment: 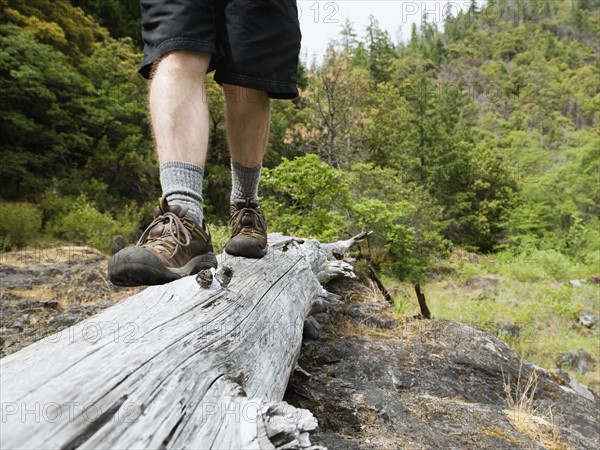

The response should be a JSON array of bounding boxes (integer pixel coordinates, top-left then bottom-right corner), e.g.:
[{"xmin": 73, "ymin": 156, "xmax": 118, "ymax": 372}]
[
  {"xmin": 0, "ymin": 245, "xmax": 141, "ymax": 357},
  {"xmin": 285, "ymin": 279, "xmax": 600, "ymax": 450},
  {"xmin": 1, "ymin": 248, "xmax": 598, "ymax": 449}
]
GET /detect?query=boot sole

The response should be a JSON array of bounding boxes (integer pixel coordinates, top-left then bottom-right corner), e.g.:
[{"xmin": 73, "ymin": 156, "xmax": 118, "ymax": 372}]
[
  {"xmin": 108, "ymin": 247, "xmax": 218, "ymax": 287},
  {"xmin": 224, "ymin": 237, "xmax": 267, "ymax": 259}
]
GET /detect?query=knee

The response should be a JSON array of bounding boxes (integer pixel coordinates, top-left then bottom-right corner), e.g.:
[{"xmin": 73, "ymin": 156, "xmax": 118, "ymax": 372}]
[
  {"xmin": 154, "ymin": 51, "xmax": 211, "ymax": 78},
  {"xmin": 224, "ymin": 84, "xmax": 269, "ymax": 109}
]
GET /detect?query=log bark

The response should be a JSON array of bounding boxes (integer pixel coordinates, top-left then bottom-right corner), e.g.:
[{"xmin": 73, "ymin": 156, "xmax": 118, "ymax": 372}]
[{"xmin": 0, "ymin": 234, "xmax": 367, "ymax": 449}]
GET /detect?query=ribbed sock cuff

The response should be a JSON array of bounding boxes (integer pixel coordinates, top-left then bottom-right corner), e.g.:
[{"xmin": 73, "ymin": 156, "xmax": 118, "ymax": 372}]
[
  {"xmin": 230, "ymin": 160, "xmax": 262, "ymax": 203},
  {"xmin": 160, "ymin": 161, "xmax": 204, "ymax": 224}
]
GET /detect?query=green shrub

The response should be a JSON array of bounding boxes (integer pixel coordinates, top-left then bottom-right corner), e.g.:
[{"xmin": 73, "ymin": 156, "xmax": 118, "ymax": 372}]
[
  {"xmin": 565, "ymin": 218, "xmax": 600, "ymax": 274},
  {"xmin": 347, "ymin": 163, "xmax": 450, "ymax": 280},
  {"xmin": 495, "ymin": 248, "xmax": 579, "ymax": 282},
  {"xmin": 534, "ymin": 250, "xmax": 577, "ymax": 281},
  {"xmin": 113, "ymin": 202, "xmax": 147, "ymax": 244},
  {"xmin": 352, "ymin": 199, "xmax": 419, "ymax": 278},
  {"xmin": 39, "ymin": 190, "xmax": 75, "ymax": 225},
  {"xmin": 0, "ymin": 202, "xmax": 42, "ymax": 250},
  {"xmin": 454, "ymin": 260, "xmax": 490, "ymax": 281},
  {"xmin": 498, "ymin": 261, "xmax": 547, "ymax": 282},
  {"xmin": 261, "ymin": 155, "xmax": 350, "ymax": 241},
  {"xmin": 203, "ymin": 164, "xmax": 233, "ymax": 222},
  {"xmin": 47, "ymin": 195, "xmax": 143, "ymax": 253},
  {"xmin": 206, "ymin": 223, "xmax": 231, "ymax": 254},
  {"xmin": 544, "ymin": 285, "xmax": 580, "ymax": 319},
  {"xmin": 494, "ymin": 243, "xmax": 548, "ymax": 282}
]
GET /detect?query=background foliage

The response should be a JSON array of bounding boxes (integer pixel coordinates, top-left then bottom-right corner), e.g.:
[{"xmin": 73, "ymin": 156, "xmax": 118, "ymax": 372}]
[{"xmin": 0, "ymin": 0, "xmax": 598, "ymax": 280}]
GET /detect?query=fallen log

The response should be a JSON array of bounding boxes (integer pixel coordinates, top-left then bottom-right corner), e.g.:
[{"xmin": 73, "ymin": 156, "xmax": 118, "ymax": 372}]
[{"xmin": 0, "ymin": 233, "xmax": 368, "ymax": 449}]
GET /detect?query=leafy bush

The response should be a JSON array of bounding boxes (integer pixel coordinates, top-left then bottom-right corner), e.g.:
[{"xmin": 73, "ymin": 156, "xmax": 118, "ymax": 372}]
[
  {"xmin": 47, "ymin": 195, "xmax": 142, "ymax": 253},
  {"xmin": 499, "ymin": 261, "xmax": 547, "ymax": 283},
  {"xmin": 545, "ymin": 285, "xmax": 580, "ymax": 319},
  {"xmin": 39, "ymin": 189, "xmax": 74, "ymax": 225},
  {"xmin": 564, "ymin": 217, "xmax": 600, "ymax": 274},
  {"xmin": 496, "ymin": 247, "xmax": 579, "ymax": 282},
  {"xmin": 206, "ymin": 223, "xmax": 231, "ymax": 255},
  {"xmin": 533, "ymin": 250, "xmax": 578, "ymax": 281},
  {"xmin": 347, "ymin": 163, "xmax": 450, "ymax": 280},
  {"xmin": 0, "ymin": 201, "xmax": 42, "ymax": 250},
  {"xmin": 261, "ymin": 155, "xmax": 350, "ymax": 241},
  {"xmin": 352, "ymin": 198, "xmax": 418, "ymax": 276},
  {"xmin": 203, "ymin": 164, "xmax": 233, "ymax": 222}
]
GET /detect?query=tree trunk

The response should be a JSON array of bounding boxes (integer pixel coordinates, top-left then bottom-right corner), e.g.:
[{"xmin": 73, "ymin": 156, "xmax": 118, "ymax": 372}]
[{"xmin": 0, "ymin": 233, "xmax": 369, "ymax": 449}]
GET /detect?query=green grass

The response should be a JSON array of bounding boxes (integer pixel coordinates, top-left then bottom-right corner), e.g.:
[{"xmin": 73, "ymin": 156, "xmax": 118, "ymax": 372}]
[
  {"xmin": 207, "ymin": 222, "xmax": 231, "ymax": 254},
  {"xmin": 386, "ymin": 251, "xmax": 600, "ymax": 391}
]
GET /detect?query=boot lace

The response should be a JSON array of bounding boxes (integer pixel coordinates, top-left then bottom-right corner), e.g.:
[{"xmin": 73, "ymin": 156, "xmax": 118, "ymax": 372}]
[
  {"xmin": 137, "ymin": 212, "xmax": 191, "ymax": 257},
  {"xmin": 230, "ymin": 206, "xmax": 266, "ymax": 239}
]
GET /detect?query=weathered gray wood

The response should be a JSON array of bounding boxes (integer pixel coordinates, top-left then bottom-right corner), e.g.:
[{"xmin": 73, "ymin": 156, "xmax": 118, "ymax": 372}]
[{"xmin": 0, "ymin": 232, "xmax": 365, "ymax": 449}]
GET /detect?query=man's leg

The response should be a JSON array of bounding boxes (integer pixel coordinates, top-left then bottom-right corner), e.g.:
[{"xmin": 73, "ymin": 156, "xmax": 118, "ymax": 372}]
[
  {"xmin": 224, "ymin": 84, "xmax": 270, "ymax": 167},
  {"xmin": 223, "ymin": 84, "xmax": 270, "ymax": 258},
  {"xmin": 108, "ymin": 51, "xmax": 218, "ymax": 286},
  {"xmin": 151, "ymin": 51, "xmax": 210, "ymax": 167},
  {"xmin": 224, "ymin": 84, "xmax": 270, "ymax": 200},
  {"xmin": 151, "ymin": 51, "xmax": 210, "ymax": 225}
]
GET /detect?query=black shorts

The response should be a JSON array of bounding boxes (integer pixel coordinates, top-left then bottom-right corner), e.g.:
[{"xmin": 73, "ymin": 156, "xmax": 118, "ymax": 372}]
[{"xmin": 139, "ymin": 0, "xmax": 302, "ymax": 99}]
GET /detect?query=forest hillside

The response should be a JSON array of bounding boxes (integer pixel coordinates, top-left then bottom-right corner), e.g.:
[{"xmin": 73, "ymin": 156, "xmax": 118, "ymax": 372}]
[{"xmin": 1, "ymin": 0, "xmax": 598, "ymax": 281}]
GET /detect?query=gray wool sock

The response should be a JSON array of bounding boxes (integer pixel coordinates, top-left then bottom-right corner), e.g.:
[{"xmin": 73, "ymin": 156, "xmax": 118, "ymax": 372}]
[
  {"xmin": 230, "ymin": 160, "xmax": 262, "ymax": 203},
  {"xmin": 159, "ymin": 161, "xmax": 204, "ymax": 225}
]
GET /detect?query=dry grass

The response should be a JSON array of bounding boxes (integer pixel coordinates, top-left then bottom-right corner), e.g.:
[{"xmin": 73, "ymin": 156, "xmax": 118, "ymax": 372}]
[
  {"xmin": 503, "ymin": 361, "xmax": 570, "ymax": 450},
  {"xmin": 479, "ymin": 428, "xmax": 519, "ymax": 445},
  {"xmin": 0, "ymin": 245, "xmax": 104, "ymax": 267},
  {"xmin": 329, "ymin": 278, "xmax": 387, "ymax": 304},
  {"xmin": 0, "ymin": 245, "xmax": 138, "ymax": 308}
]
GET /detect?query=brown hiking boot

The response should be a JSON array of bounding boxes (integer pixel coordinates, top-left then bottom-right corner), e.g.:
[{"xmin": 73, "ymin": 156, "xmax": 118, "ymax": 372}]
[
  {"xmin": 108, "ymin": 197, "xmax": 217, "ymax": 286},
  {"xmin": 224, "ymin": 198, "xmax": 268, "ymax": 258}
]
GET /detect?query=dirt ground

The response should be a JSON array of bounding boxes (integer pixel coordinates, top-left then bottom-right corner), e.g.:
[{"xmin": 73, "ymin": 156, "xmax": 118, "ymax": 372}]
[{"xmin": 0, "ymin": 245, "xmax": 142, "ymax": 357}]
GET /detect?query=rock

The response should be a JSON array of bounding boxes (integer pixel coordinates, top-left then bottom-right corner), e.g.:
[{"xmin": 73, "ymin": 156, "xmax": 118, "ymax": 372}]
[
  {"xmin": 11, "ymin": 320, "xmax": 27, "ymax": 331},
  {"xmin": 556, "ymin": 349, "xmax": 596, "ymax": 374},
  {"xmin": 548, "ymin": 368, "xmax": 571, "ymax": 386},
  {"xmin": 311, "ymin": 312, "xmax": 329, "ymax": 324},
  {"xmin": 42, "ymin": 300, "xmax": 60, "ymax": 309},
  {"xmin": 285, "ymin": 285, "xmax": 599, "ymax": 450},
  {"xmin": 304, "ymin": 316, "xmax": 322, "ymax": 340},
  {"xmin": 549, "ymin": 368, "xmax": 596, "ymax": 402},
  {"xmin": 578, "ymin": 311, "xmax": 599, "ymax": 329},
  {"xmin": 0, "ymin": 265, "xmax": 17, "ymax": 275},
  {"xmin": 20, "ymin": 308, "xmax": 43, "ymax": 315},
  {"xmin": 0, "ymin": 246, "xmax": 146, "ymax": 357},
  {"xmin": 0, "ymin": 327, "xmax": 23, "ymax": 335},
  {"xmin": 587, "ymin": 274, "xmax": 600, "ymax": 284},
  {"xmin": 465, "ymin": 275, "xmax": 499, "ymax": 290},
  {"xmin": 569, "ymin": 377, "xmax": 596, "ymax": 402},
  {"xmin": 309, "ymin": 298, "xmax": 327, "ymax": 316},
  {"xmin": 569, "ymin": 279, "xmax": 583, "ymax": 287},
  {"xmin": 47, "ymin": 313, "xmax": 84, "ymax": 328},
  {"xmin": 495, "ymin": 321, "xmax": 521, "ymax": 340},
  {"xmin": 80, "ymin": 270, "xmax": 105, "ymax": 283}
]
